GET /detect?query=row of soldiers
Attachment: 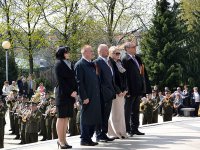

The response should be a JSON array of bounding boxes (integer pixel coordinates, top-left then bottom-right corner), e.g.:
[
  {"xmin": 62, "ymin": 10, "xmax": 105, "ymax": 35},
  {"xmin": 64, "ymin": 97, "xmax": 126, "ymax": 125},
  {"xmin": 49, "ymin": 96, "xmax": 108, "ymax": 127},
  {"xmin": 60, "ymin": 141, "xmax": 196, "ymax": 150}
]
[
  {"xmin": 0, "ymin": 90, "xmax": 58, "ymax": 148},
  {"xmin": 140, "ymin": 89, "xmax": 174, "ymax": 125}
]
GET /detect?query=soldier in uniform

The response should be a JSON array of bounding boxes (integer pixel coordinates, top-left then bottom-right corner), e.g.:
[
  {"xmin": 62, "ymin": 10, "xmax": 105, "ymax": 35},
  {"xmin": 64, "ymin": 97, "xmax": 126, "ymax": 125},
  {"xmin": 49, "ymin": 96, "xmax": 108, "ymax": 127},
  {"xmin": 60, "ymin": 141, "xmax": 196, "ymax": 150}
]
[
  {"xmin": 45, "ymin": 96, "xmax": 57, "ymax": 140},
  {"xmin": 49, "ymin": 96, "xmax": 57, "ymax": 139},
  {"xmin": 0, "ymin": 96, "xmax": 8, "ymax": 148},
  {"xmin": 38, "ymin": 93, "xmax": 50, "ymax": 141},
  {"xmin": 140, "ymin": 94, "xmax": 154, "ymax": 125},
  {"xmin": 151, "ymin": 90, "xmax": 160, "ymax": 123},
  {"xmin": 19, "ymin": 95, "xmax": 29, "ymax": 144},
  {"xmin": 25, "ymin": 95, "xmax": 42, "ymax": 144},
  {"xmin": 161, "ymin": 90, "xmax": 174, "ymax": 122},
  {"xmin": 13, "ymin": 95, "xmax": 22, "ymax": 139},
  {"xmin": 6, "ymin": 90, "xmax": 18, "ymax": 134}
]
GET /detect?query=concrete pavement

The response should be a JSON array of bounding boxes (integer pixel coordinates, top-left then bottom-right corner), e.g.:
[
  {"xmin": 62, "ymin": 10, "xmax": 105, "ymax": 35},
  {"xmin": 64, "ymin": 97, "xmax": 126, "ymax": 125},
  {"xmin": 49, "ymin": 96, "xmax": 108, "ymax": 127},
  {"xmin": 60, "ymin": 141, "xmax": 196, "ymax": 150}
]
[{"xmin": 2, "ymin": 113, "xmax": 200, "ymax": 150}]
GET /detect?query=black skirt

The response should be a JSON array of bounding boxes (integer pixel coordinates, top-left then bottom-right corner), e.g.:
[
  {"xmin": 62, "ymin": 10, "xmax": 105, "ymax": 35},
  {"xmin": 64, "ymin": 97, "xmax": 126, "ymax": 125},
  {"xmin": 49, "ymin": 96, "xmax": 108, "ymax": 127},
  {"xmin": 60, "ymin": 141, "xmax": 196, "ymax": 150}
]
[{"xmin": 56, "ymin": 104, "xmax": 73, "ymax": 118}]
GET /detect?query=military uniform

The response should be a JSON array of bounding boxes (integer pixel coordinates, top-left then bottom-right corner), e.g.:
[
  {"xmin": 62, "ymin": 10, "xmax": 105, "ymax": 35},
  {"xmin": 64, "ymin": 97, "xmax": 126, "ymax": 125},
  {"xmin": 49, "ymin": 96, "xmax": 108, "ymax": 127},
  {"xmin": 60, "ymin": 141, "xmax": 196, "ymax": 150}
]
[
  {"xmin": 7, "ymin": 96, "xmax": 16, "ymax": 134},
  {"xmin": 152, "ymin": 96, "xmax": 160, "ymax": 123},
  {"xmin": 51, "ymin": 107, "xmax": 57, "ymax": 139},
  {"xmin": 13, "ymin": 100, "xmax": 21, "ymax": 139},
  {"xmin": 141, "ymin": 99, "xmax": 154, "ymax": 125},
  {"xmin": 0, "ymin": 99, "xmax": 7, "ymax": 148},
  {"xmin": 18, "ymin": 99, "xmax": 29, "ymax": 144},
  {"xmin": 45, "ymin": 97, "xmax": 57, "ymax": 139},
  {"xmin": 69, "ymin": 107, "xmax": 78, "ymax": 136},
  {"xmin": 25, "ymin": 102, "xmax": 42, "ymax": 144},
  {"xmin": 45, "ymin": 104, "xmax": 53, "ymax": 140},
  {"xmin": 162, "ymin": 98, "xmax": 174, "ymax": 122},
  {"xmin": 38, "ymin": 100, "xmax": 49, "ymax": 141}
]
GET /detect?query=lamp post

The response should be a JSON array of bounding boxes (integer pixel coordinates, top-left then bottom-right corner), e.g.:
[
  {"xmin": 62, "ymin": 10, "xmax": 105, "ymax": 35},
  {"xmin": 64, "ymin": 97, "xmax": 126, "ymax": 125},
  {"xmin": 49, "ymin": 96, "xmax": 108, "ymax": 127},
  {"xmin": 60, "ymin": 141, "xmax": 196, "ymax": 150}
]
[{"xmin": 2, "ymin": 41, "xmax": 11, "ymax": 81}]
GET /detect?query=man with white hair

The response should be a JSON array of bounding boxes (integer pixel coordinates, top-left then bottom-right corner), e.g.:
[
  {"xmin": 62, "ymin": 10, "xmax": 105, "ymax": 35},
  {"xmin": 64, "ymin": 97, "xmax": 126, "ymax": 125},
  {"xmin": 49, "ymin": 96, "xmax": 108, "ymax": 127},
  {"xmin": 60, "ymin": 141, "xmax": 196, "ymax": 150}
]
[
  {"xmin": 122, "ymin": 41, "xmax": 151, "ymax": 136},
  {"xmin": 75, "ymin": 45, "xmax": 101, "ymax": 146},
  {"xmin": 94, "ymin": 44, "xmax": 116, "ymax": 142}
]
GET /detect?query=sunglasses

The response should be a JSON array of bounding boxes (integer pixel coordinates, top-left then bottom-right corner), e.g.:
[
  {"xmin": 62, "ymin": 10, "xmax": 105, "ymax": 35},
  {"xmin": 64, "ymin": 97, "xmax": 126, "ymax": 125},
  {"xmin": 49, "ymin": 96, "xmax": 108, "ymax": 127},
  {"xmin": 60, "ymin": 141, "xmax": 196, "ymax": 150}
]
[{"xmin": 114, "ymin": 52, "xmax": 121, "ymax": 55}]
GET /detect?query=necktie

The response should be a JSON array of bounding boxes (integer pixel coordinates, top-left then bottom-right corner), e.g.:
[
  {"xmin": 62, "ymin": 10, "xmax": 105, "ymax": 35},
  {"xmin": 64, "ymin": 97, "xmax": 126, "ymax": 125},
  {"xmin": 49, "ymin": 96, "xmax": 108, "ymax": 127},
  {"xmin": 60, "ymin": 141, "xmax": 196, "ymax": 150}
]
[
  {"xmin": 132, "ymin": 56, "xmax": 140, "ymax": 69},
  {"xmin": 107, "ymin": 59, "xmax": 113, "ymax": 76}
]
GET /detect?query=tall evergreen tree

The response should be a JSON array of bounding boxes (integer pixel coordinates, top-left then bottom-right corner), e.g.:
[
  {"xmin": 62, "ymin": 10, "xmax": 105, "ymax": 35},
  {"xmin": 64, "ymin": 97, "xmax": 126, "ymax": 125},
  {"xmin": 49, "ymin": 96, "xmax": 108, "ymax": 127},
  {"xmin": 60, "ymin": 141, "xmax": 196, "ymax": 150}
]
[
  {"xmin": 141, "ymin": 0, "xmax": 187, "ymax": 90},
  {"xmin": 185, "ymin": 11, "xmax": 200, "ymax": 87}
]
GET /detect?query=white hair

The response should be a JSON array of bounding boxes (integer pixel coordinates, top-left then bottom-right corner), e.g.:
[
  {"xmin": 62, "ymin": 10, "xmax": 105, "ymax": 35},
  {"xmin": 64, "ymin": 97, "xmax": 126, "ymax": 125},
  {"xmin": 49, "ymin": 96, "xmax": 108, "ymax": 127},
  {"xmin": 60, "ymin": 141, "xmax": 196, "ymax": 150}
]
[{"xmin": 98, "ymin": 44, "xmax": 108, "ymax": 54}]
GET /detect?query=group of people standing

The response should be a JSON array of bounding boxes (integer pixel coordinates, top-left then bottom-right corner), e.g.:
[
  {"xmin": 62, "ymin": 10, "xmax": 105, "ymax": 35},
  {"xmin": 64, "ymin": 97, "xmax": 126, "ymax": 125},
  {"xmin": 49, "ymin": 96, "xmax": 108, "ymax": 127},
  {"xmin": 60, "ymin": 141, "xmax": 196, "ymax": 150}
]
[{"xmin": 54, "ymin": 42, "xmax": 151, "ymax": 149}]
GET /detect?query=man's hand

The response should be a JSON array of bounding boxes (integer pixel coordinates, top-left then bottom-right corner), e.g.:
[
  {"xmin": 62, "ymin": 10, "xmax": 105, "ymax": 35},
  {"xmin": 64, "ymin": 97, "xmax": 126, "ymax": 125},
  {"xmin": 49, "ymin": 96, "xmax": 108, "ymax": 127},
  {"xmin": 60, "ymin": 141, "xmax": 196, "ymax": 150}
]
[
  {"xmin": 71, "ymin": 91, "xmax": 77, "ymax": 98},
  {"xmin": 83, "ymin": 98, "xmax": 89, "ymax": 104},
  {"xmin": 118, "ymin": 92, "xmax": 123, "ymax": 97}
]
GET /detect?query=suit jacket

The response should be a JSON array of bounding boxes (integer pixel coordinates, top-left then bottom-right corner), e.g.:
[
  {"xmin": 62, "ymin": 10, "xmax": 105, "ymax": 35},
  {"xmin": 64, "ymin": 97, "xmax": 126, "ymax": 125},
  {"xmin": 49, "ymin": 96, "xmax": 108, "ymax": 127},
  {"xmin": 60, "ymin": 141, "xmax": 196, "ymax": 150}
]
[
  {"xmin": 121, "ymin": 53, "xmax": 151, "ymax": 96},
  {"xmin": 94, "ymin": 57, "xmax": 116, "ymax": 102},
  {"xmin": 54, "ymin": 60, "xmax": 77, "ymax": 106},
  {"xmin": 109, "ymin": 57, "xmax": 128, "ymax": 93},
  {"xmin": 27, "ymin": 80, "xmax": 36, "ymax": 92},
  {"xmin": 19, "ymin": 82, "xmax": 28, "ymax": 95},
  {"xmin": 74, "ymin": 58, "xmax": 101, "ymax": 125}
]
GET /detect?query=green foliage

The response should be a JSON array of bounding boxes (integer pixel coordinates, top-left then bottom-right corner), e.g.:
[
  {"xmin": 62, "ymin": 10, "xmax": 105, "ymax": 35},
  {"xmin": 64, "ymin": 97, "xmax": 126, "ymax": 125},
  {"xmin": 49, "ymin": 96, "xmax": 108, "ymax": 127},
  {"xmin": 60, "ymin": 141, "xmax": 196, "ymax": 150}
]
[
  {"xmin": 0, "ymin": 47, "xmax": 18, "ymax": 87},
  {"xmin": 35, "ymin": 77, "xmax": 51, "ymax": 92},
  {"xmin": 141, "ymin": 0, "xmax": 188, "ymax": 90},
  {"xmin": 184, "ymin": 11, "xmax": 200, "ymax": 88},
  {"xmin": 181, "ymin": 0, "xmax": 200, "ymax": 30}
]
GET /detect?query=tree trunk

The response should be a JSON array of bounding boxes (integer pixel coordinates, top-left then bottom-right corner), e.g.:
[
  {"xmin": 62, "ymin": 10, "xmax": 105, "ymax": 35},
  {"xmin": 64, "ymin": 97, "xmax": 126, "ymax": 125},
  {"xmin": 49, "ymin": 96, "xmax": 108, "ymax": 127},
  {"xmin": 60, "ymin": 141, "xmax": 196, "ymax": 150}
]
[{"xmin": 29, "ymin": 51, "xmax": 33, "ymax": 74}]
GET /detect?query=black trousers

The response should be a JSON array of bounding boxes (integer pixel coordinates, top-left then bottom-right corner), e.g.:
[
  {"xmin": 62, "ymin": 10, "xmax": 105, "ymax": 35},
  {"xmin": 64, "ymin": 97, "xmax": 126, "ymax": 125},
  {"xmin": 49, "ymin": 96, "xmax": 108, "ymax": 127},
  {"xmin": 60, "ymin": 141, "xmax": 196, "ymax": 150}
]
[
  {"xmin": 124, "ymin": 96, "xmax": 140, "ymax": 133},
  {"xmin": 194, "ymin": 102, "xmax": 200, "ymax": 117},
  {"xmin": 80, "ymin": 123, "xmax": 95, "ymax": 143},
  {"xmin": 96, "ymin": 100, "xmax": 112, "ymax": 137}
]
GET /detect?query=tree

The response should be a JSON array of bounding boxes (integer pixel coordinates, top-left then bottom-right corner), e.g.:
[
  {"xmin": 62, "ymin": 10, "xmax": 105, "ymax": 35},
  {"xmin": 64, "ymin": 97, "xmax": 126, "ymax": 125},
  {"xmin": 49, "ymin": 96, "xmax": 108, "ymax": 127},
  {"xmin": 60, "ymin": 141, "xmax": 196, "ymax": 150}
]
[
  {"xmin": 0, "ymin": 0, "xmax": 18, "ymax": 84},
  {"xmin": 0, "ymin": 0, "xmax": 15, "ymax": 57},
  {"xmin": 141, "ymin": 0, "xmax": 188, "ymax": 89},
  {"xmin": 38, "ymin": 0, "xmax": 88, "ymax": 61},
  {"xmin": 181, "ymin": 0, "xmax": 200, "ymax": 29},
  {"xmin": 0, "ymin": 46, "xmax": 18, "ymax": 87},
  {"xmin": 86, "ymin": 0, "xmax": 156, "ymax": 45},
  {"xmin": 184, "ymin": 11, "xmax": 200, "ymax": 87},
  {"xmin": 12, "ymin": 0, "xmax": 45, "ymax": 74}
]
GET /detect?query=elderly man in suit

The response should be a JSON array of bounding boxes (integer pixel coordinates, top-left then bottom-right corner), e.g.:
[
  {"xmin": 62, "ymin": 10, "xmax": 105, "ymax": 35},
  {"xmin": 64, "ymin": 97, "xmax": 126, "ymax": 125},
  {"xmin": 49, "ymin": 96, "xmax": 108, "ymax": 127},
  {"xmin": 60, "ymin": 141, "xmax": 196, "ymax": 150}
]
[
  {"xmin": 75, "ymin": 45, "xmax": 101, "ymax": 146},
  {"xmin": 94, "ymin": 44, "xmax": 117, "ymax": 142},
  {"xmin": 27, "ymin": 75, "xmax": 36, "ymax": 100},
  {"xmin": 121, "ymin": 42, "xmax": 151, "ymax": 136}
]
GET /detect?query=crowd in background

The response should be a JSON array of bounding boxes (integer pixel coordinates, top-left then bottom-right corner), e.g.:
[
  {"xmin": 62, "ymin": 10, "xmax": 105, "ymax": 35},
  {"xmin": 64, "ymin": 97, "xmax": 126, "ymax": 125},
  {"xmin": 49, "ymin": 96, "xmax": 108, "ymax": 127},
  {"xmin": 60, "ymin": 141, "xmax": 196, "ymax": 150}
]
[{"xmin": 0, "ymin": 42, "xmax": 199, "ymax": 149}]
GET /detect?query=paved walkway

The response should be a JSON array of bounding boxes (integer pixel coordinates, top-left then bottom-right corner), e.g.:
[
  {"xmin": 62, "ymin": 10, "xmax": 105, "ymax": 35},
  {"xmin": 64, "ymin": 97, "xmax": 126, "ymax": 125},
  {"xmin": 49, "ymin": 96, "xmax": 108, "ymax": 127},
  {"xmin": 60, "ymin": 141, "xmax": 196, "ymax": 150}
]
[{"xmin": 2, "ymin": 113, "xmax": 200, "ymax": 150}]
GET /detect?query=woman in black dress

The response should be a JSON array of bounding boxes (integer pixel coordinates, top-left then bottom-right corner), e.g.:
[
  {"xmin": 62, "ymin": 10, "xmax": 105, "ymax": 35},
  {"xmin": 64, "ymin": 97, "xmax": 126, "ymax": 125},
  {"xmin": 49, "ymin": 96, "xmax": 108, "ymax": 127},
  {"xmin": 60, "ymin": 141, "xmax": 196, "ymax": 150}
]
[{"xmin": 54, "ymin": 46, "xmax": 77, "ymax": 149}]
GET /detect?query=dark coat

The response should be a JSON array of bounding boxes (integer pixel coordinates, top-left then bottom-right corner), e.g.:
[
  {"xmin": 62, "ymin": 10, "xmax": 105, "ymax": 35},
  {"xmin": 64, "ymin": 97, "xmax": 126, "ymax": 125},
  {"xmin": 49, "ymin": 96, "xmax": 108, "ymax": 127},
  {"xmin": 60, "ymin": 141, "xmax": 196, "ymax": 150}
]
[
  {"xmin": 20, "ymin": 82, "xmax": 28, "ymax": 95},
  {"xmin": 109, "ymin": 58, "xmax": 128, "ymax": 93},
  {"xmin": 121, "ymin": 53, "xmax": 151, "ymax": 96},
  {"xmin": 54, "ymin": 60, "xmax": 77, "ymax": 116},
  {"xmin": 94, "ymin": 57, "xmax": 116, "ymax": 102},
  {"xmin": 74, "ymin": 58, "xmax": 101, "ymax": 125}
]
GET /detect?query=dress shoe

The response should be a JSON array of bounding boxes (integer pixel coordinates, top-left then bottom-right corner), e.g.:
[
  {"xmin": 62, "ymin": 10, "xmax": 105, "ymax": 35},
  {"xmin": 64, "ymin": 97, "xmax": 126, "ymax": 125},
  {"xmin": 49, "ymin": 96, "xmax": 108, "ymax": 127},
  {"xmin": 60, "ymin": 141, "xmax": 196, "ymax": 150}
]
[
  {"xmin": 9, "ymin": 132, "xmax": 15, "ymax": 135},
  {"xmin": 132, "ymin": 131, "xmax": 145, "ymax": 135},
  {"xmin": 18, "ymin": 141, "xmax": 25, "ymax": 145},
  {"xmin": 13, "ymin": 135, "xmax": 20, "ymax": 140},
  {"xmin": 96, "ymin": 137, "xmax": 108, "ymax": 142},
  {"xmin": 80, "ymin": 141, "xmax": 98, "ymax": 146},
  {"xmin": 127, "ymin": 132, "xmax": 133, "ymax": 137},
  {"xmin": 57, "ymin": 141, "xmax": 72, "ymax": 149},
  {"xmin": 106, "ymin": 136, "xmax": 115, "ymax": 141},
  {"xmin": 40, "ymin": 138, "xmax": 46, "ymax": 141}
]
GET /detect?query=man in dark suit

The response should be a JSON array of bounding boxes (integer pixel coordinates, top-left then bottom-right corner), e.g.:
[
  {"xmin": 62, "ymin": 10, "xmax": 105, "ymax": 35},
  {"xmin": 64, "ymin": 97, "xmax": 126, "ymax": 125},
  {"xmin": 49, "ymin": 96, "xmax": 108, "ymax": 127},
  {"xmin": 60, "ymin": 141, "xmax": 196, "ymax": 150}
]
[
  {"xmin": 75, "ymin": 45, "xmax": 101, "ymax": 146},
  {"xmin": 94, "ymin": 44, "xmax": 116, "ymax": 142},
  {"xmin": 121, "ymin": 42, "xmax": 151, "ymax": 136}
]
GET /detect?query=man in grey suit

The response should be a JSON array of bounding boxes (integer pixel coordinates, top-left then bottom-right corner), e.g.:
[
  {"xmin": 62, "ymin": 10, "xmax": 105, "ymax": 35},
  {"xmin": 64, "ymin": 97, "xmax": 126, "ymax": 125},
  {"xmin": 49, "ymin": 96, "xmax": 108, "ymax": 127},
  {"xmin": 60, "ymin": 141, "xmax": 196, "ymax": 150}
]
[
  {"xmin": 94, "ymin": 44, "xmax": 116, "ymax": 142},
  {"xmin": 75, "ymin": 45, "xmax": 101, "ymax": 146}
]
